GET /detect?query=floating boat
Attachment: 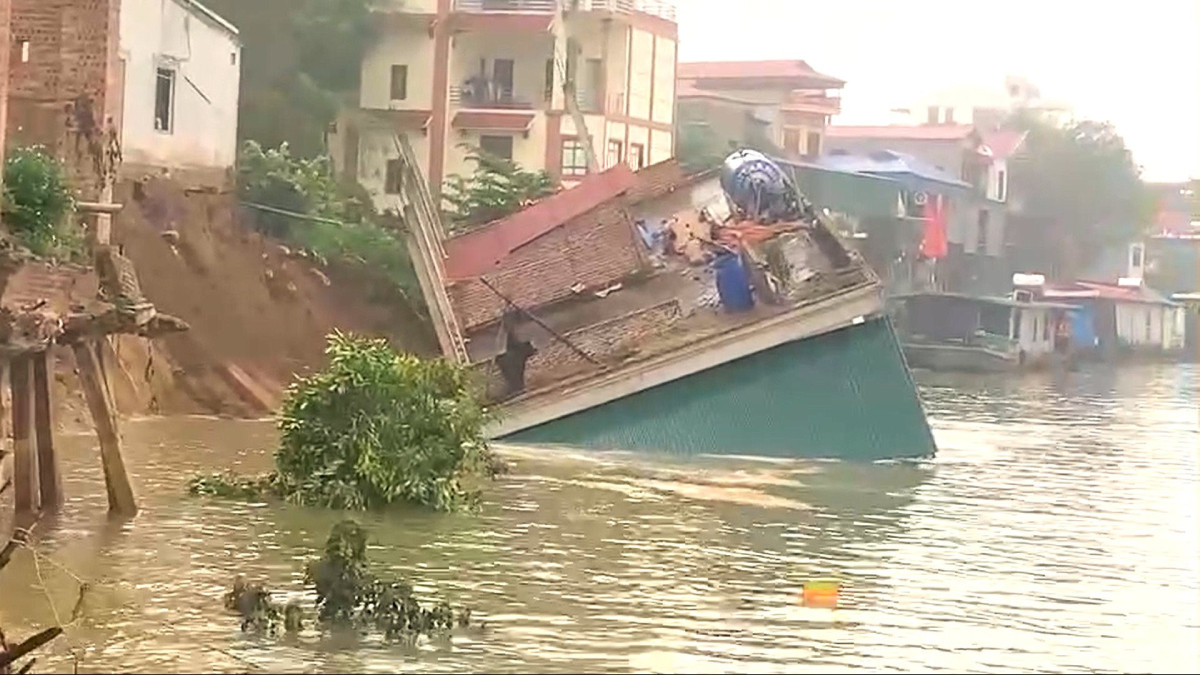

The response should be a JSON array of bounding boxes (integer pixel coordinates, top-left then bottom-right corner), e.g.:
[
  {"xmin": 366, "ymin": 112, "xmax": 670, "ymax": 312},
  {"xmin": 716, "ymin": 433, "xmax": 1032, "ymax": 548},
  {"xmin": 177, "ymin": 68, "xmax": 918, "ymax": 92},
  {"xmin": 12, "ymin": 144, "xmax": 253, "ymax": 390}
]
[
  {"xmin": 404, "ymin": 145, "xmax": 936, "ymax": 461},
  {"xmin": 888, "ymin": 291, "xmax": 1077, "ymax": 372}
]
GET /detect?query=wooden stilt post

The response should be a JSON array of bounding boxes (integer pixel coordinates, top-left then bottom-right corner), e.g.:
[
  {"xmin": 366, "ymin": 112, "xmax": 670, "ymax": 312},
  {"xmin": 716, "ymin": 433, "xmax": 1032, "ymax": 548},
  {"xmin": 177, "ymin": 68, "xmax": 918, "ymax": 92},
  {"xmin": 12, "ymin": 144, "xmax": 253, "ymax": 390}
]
[
  {"xmin": 0, "ymin": 359, "xmax": 9, "ymax": 447},
  {"xmin": 9, "ymin": 354, "xmax": 37, "ymax": 516},
  {"xmin": 33, "ymin": 350, "xmax": 62, "ymax": 510},
  {"xmin": 72, "ymin": 340, "xmax": 137, "ymax": 516}
]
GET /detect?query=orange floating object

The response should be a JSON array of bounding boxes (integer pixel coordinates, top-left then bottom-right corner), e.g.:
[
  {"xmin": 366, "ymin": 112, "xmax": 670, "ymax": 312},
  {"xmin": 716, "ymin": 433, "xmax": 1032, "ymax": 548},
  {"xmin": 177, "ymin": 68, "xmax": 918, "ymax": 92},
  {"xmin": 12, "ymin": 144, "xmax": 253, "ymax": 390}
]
[{"xmin": 801, "ymin": 579, "xmax": 841, "ymax": 608}]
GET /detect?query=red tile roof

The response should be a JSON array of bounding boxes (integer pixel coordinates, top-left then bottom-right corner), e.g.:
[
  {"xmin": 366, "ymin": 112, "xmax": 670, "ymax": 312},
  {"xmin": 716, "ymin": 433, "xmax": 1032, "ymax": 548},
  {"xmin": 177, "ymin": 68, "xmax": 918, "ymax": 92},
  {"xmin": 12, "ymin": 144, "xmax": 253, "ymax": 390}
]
[
  {"xmin": 1042, "ymin": 281, "xmax": 1174, "ymax": 304},
  {"xmin": 979, "ymin": 129, "xmax": 1028, "ymax": 159},
  {"xmin": 444, "ymin": 163, "xmax": 639, "ymax": 280},
  {"xmin": 451, "ymin": 111, "xmax": 535, "ymax": 131},
  {"xmin": 826, "ymin": 124, "xmax": 977, "ymax": 141},
  {"xmin": 449, "ymin": 12, "xmax": 554, "ymax": 33},
  {"xmin": 678, "ymin": 60, "xmax": 845, "ymax": 87}
]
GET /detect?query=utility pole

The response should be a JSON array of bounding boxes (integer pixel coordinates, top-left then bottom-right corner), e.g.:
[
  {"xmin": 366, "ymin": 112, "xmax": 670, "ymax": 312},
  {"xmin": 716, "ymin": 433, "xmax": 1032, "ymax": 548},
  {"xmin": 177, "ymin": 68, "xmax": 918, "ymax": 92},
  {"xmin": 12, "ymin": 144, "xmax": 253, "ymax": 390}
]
[{"xmin": 553, "ymin": 1, "xmax": 600, "ymax": 174}]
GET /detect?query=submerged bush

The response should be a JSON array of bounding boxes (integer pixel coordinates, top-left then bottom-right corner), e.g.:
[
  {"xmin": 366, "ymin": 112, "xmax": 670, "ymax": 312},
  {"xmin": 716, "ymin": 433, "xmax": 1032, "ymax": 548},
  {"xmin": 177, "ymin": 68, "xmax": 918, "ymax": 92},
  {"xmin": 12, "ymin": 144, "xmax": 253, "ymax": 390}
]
[
  {"xmin": 225, "ymin": 520, "xmax": 471, "ymax": 639},
  {"xmin": 2, "ymin": 145, "xmax": 81, "ymax": 258},
  {"xmin": 189, "ymin": 331, "xmax": 493, "ymax": 512},
  {"xmin": 236, "ymin": 140, "xmax": 418, "ymax": 301}
]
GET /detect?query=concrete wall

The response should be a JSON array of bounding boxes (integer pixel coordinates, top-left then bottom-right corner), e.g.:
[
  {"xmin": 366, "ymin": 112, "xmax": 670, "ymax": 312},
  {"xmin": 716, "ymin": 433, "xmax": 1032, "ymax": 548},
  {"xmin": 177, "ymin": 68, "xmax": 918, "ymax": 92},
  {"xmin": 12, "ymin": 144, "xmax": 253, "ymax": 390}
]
[
  {"xmin": 650, "ymin": 35, "xmax": 675, "ymax": 126},
  {"xmin": 118, "ymin": 0, "xmax": 241, "ymax": 170},
  {"xmin": 361, "ymin": 23, "xmax": 436, "ymax": 111},
  {"xmin": 1015, "ymin": 307, "xmax": 1055, "ymax": 357},
  {"xmin": 356, "ymin": 126, "xmax": 432, "ymax": 215},
  {"xmin": 1115, "ymin": 302, "xmax": 1183, "ymax": 350}
]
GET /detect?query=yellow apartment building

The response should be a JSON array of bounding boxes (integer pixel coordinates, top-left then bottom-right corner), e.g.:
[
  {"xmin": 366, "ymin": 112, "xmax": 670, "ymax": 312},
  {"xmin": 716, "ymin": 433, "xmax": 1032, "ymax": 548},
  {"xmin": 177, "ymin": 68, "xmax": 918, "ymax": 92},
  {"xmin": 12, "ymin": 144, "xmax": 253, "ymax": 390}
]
[{"xmin": 330, "ymin": 0, "xmax": 679, "ymax": 215}]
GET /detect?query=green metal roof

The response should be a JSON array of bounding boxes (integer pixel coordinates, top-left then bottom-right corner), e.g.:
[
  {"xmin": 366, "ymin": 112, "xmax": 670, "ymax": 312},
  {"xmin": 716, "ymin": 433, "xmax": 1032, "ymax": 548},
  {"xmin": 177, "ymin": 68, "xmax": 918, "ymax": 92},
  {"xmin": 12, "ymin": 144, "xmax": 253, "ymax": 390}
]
[{"xmin": 779, "ymin": 160, "xmax": 903, "ymax": 220}]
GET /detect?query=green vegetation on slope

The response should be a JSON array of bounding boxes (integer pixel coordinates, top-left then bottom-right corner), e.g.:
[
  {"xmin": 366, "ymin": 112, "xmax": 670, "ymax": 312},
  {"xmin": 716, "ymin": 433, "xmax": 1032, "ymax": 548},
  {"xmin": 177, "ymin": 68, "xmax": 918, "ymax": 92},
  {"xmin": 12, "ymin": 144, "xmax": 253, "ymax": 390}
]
[
  {"xmin": 2, "ymin": 146, "xmax": 83, "ymax": 260},
  {"xmin": 189, "ymin": 332, "xmax": 494, "ymax": 512},
  {"xmin": 236, "ymin": 140, "xmax": 418, "ymax": 302}
]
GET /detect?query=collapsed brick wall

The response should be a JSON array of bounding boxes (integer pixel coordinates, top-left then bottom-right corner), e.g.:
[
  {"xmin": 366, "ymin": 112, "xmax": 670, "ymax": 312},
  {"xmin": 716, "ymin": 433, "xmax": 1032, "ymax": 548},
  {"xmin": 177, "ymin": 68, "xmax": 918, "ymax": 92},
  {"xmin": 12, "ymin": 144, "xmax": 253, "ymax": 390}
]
[
  {"xmin": 447, "ymin": 202, "xmax": 646, "ymax": 331},
  {"xmin": 7, "ymin": 0, "xmax": 122, "ymax": 199},
  {"xmin": 471, "ymin": 299, "xmax": 684, "ymax": 401}
]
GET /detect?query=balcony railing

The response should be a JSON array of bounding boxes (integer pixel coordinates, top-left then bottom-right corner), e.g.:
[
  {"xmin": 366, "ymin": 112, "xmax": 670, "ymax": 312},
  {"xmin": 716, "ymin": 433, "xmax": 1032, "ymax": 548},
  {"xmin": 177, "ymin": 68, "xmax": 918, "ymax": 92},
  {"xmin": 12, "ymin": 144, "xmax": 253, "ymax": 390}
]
[
  {"xmin": 454, "ymin": 0, "xmax": 677, "ymax": 22},
  {"xmin": 450, "ymin": 85, "xmax": 537, "ymax": 109}
]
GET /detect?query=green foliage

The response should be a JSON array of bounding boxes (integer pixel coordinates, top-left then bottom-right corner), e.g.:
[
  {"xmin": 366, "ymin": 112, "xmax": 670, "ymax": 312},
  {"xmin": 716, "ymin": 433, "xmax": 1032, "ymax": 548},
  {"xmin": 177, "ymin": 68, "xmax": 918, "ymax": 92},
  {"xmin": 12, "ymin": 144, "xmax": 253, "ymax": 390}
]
[
  {"xmin": 442, "ymin": 147, "xmax": 557, "ymax": 233},
  {"xmin": 189, "ymin": 332, "xmax": 494, "ymax": 513},
  {"xmin": 236, "ymin": 140, "xmax": 418, "ymax": 299},
  {"xmin": 187, "ymin": 472, "xmax": 277, "ymax": 500},
  {"xmin": 676, "ymin": 123, "xmax": 730, "ymax": 174},
  {"xmin": 1007, "ymin": 112, "xmax": 1154, "ymax": 276},
  {"xmin": 205, "ymin": 0, "xmax": 381, "ymax": 156},
  {"xmin": 225, "ymin": 521, "xmax": 470, "ymax": 640},
  {"xmin": 2, "ymin": 146, "xmax": 81, "ymax": 259},
  {"xmin": 274, "ymin": 332, "xmax": 491, "ymax": 512}
]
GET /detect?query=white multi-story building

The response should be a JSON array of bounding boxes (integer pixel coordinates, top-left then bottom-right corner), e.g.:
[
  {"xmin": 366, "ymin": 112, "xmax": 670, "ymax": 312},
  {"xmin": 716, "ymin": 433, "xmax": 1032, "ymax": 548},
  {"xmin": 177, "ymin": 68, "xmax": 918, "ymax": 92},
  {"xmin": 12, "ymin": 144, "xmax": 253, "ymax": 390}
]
[
  {"xmin": 331, "ymin": 0, "xmax": 679, "ymax": 214},
  {"xmin": 891, "ymin": 75, "xmax": 1072, "ymax": 129},
  {"xmin": 118, "ymin": 0, "xmax": 242, "ymax": 172}
]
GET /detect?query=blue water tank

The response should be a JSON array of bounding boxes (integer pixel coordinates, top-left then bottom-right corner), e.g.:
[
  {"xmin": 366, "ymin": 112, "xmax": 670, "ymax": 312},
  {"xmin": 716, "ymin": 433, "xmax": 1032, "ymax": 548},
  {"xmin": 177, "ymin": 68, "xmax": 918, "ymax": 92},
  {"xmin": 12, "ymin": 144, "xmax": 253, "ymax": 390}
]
[{"xmin": 713, "ymin": 253, "xmax": 755, "ymax": 312}]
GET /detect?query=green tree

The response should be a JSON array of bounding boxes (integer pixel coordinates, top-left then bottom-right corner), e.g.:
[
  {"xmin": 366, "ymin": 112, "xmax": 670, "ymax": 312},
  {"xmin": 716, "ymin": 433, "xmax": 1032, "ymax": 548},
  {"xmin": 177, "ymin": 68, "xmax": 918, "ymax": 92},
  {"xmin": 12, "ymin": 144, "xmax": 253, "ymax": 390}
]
[
  {"xmin": 441, "ymin": 147, "xmax": 557, "ymax": 232},
  {"xmin": 1, "ymin": 146, "xmax": 81, "ymax": 259},
  {"xmin": 205, "ymin": 0, "xmax": 382, "ymax": 157},
  {"xmin": 236, "ymin": 140, "xmax": 418, "ymax": 300},
  {"xmin": 1006, "ymin": 113, "xmax": 1154, "ymax": 278},
  {"xmin": 189, "ymin": 332, "xmax": 493, "ymax": 512},
  {"xmin": 676, "ymin": 123, "xmax": 729, "ymax": 173}
]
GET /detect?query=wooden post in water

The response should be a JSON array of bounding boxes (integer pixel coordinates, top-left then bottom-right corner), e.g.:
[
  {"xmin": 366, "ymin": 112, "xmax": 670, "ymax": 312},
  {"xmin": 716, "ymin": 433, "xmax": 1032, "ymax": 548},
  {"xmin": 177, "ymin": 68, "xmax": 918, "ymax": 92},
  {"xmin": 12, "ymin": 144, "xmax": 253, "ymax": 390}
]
[
  {"xmin": 9, "ymin": 354, "xmax": 37, "ymax": 516},
  {"xmin": 72, "ymin": 340, "xmax": 137, "ymax": 516},
  {"xmin": 33, "ymin": 350, "xmax": 62, "ymax": 510}
]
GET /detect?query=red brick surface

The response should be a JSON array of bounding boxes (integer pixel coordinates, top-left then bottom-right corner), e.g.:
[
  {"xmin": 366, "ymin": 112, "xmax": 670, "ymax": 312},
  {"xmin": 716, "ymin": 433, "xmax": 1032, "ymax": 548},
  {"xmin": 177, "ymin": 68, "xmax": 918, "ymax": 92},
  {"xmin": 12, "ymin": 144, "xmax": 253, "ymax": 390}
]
[
  {"xmin": 7, "ymin": 0, "xmax": 121, "ymax": 198},
  {"xmin": 0, "ymin": 0, "xmax": 10, "ymax": 174},
  {"xmin": 446, "ymin": 159, "xmax": 696, "ymax": 331},
  {"xmin": 447, "ymin": 202, "xmax": 645, "ymax": 331}
]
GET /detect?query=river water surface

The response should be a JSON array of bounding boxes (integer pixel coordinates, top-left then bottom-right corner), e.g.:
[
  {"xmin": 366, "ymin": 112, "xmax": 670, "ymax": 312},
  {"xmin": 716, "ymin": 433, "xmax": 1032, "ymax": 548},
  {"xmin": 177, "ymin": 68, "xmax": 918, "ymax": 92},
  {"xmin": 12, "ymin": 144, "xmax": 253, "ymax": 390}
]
[{"xmin": 1, "ymin": 364, "xmax": 1197, "ymax": 673}]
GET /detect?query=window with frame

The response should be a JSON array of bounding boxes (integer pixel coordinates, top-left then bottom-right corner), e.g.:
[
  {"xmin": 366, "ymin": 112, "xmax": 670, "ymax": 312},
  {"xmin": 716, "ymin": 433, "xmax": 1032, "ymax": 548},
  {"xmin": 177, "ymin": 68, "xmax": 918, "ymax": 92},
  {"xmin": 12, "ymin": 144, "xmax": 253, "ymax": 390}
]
[
  {"xmin": 782, "ymin": 128, "xmax": 801, "ymax": 154},
  {"xmin": 562, "ymin": 138, "xmax": 588, "ymax": 176},
  {"xmin": 390, "ymin": 65, "xmax": 408, "ymax": 101},
  {"xmin": 479, "ymin": 134, "xmax": 513, "ymax": 161},
  {"xmin": 155, "ymin": 67, "xmax": 176, "ymax": 133},
  {"xmin": 976, "ymin": 209, "xmax": 990, "ymax": 254},
  {"xmin": 627, "ymin": 142, "xmax": 645, "ymax": 170},
  {"xmin": 606, "ymin": 139, "xmax": 623, "ymax": 168},
  {"xmin": 805, "ymin": 131, "xmax": 821, "ymax": 158},
  {"xmin": 384, "ymin": 159, "xmax": 405, "ymax": 195}
]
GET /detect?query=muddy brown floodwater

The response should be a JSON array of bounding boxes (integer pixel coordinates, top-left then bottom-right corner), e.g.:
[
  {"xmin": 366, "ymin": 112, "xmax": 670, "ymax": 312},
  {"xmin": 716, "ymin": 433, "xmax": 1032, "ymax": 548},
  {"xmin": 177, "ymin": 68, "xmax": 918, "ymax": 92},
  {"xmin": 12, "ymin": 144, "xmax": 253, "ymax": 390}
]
[{"xmin": 1, "ymin": 363, "xmax": 1197, "ymax": 674}]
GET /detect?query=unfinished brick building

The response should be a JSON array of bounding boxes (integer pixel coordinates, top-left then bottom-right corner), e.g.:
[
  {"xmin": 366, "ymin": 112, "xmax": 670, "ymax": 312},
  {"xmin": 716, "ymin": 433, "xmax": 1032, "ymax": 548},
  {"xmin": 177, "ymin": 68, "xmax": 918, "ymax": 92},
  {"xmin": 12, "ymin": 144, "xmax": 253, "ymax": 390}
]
[
  {"xmin": 6, "ymin": 0, "xmax": 122, "ymax": 199},
  {"xmin": 0, "ymin": 0, "xmax": 11, "ymax": 168}
]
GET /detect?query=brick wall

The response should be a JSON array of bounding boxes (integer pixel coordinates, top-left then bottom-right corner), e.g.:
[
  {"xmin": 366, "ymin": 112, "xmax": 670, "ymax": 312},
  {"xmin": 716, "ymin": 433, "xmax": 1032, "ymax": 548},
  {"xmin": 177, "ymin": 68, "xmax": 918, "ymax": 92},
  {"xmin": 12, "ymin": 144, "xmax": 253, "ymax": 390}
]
[
  {"xmin": 447, "ymin": 202, "xmax": 646, "ymax": 331},
  {"xmin": 8, "ymin": 0, "xmax": 121, "ymax": 199},
  {"xmin": 471, "ymin": 299, "xmax": 683, "ymax": 401},
  {"xmin": 0, "ymin": 0, "xmax": 10, "ymax": 175}
]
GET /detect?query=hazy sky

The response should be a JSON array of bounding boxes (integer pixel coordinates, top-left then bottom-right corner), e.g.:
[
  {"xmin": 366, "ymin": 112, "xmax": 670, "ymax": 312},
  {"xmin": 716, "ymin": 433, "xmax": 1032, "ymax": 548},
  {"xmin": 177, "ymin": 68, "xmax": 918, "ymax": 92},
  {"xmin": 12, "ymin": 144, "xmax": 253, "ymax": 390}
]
[{"xmin": 677, "ymin": 0, "xmax": 1199, "ymax": 182}]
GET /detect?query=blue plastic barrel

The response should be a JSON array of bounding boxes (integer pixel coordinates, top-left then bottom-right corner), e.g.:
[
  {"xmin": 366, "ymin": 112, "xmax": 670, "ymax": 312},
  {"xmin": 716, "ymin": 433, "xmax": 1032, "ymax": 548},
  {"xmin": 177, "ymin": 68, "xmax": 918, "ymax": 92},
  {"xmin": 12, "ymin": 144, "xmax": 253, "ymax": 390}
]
[{"xmin": 713, "ymin": 252, "xmax": 755, "ymax": 312}]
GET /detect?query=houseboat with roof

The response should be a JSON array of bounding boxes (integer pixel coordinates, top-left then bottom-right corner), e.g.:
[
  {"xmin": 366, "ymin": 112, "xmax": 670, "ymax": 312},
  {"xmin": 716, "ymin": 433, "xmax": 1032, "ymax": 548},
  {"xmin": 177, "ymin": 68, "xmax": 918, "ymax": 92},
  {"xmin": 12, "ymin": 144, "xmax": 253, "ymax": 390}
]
[{"xmin": 889, "ymin": 291, "xmax": 1077, "ymax": 372}]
